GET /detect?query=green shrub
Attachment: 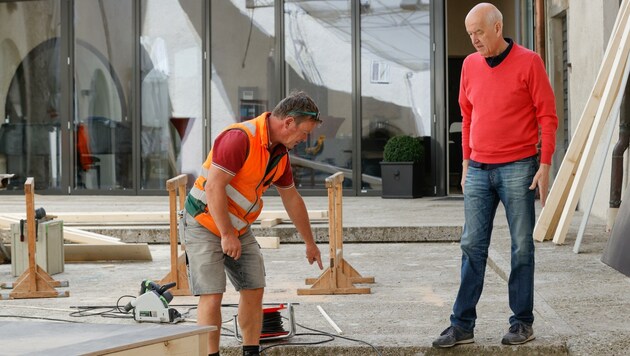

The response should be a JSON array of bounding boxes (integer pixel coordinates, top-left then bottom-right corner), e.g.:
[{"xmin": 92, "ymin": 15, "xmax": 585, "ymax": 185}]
[{"xmin": 382, "ymin": 135, "xmax": 425, "ymax": 163}]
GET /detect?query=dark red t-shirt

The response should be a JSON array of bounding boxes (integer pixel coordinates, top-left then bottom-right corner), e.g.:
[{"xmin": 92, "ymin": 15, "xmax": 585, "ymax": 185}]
[{"xmin": 211, "ymin": 129, "xmax": 294, "ymax": 188}]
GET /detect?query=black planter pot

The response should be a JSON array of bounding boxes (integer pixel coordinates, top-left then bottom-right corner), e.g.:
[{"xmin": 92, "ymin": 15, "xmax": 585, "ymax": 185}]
[{"xmin": 380, "ymin": 161, "xmax": 423, "ymax": 199}]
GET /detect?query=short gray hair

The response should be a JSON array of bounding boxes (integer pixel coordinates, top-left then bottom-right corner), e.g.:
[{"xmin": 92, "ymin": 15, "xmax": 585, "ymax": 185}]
[{"xmin": 272, "ymin": 90, "xmax": 321, "ymax": 124}]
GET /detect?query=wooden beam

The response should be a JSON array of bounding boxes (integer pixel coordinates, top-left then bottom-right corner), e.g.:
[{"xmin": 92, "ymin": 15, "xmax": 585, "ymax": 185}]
[
  {"xmin": 63, "ymin": 227, "xmax": 123, "ymax": 245},
  {"xmin": 2, "ymin": 243, "xmax": 153, "ymax": 262},
  {"xmin": 255, "ymin": 236, "xmax": 280, "ymax": 249},
  {"xmin": 0, "ymin": 321, "xmax": 213, "ymax": 355},
  {"xmin": 257, "ymin": 210, "xmax": 328, "ymax": 221},
  {"xmin": 1, "ymin": 212, "xmax": 170, "ymax": 225},
  {"xmin": 552, "ymin": 10, "xmax": 630, "ymax": 244},
  {"xmin": 0, "ymin": 215, "xmax": 19, "ymax": 229},
  {"xmin": 1, "ymin": 209, "xmax": 327, "ymax": 226},
  {"xmin": 260, "ymin": 218, "xmax": 283, "ymax": 228},
  {"xmin": 64, "ymin": 244, "xmax": 152, "ymax": 261},
  {"xmin": 534, "ymin": 0, "xmax": 630, "ymax": 241},
  {"xmin": 159, "ymin": 174, "xmax": 190, "ymax": 296}
]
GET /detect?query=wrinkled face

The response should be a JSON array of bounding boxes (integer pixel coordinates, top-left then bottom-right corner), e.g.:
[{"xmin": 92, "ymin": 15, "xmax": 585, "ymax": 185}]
[
  {"xmin": 465, "ymin": 15, "xmax": 501, "ymax": 57},
  {"xmin": 282, "ymin": 116, "xmax": 318, "ymax": 149}
]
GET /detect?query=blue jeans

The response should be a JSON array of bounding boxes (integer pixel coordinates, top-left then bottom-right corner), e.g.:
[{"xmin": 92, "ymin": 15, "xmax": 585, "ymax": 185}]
[{"xmin": 450, "ymin": 156, "xmax": 537, "ymax": 331}]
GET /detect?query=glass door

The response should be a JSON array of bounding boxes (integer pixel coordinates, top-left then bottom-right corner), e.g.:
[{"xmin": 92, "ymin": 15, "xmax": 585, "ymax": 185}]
[
  {"xmin": 139, "ymin": 0, "xmax": 204, "ymax": 191},
  {"xmin": 73, "ymin": 0, "xmax": 133, "ymax": 191},
  {"xmin": 284, "ymin": 0, "xmax": 354, "ymax": 190},
  {"xmin": 360, "ymin": 0, "xmax": 432, "ymax": 195},
  {"xmin": 0, "ymin": 1, "xmax": 62, "ymax": 192}
]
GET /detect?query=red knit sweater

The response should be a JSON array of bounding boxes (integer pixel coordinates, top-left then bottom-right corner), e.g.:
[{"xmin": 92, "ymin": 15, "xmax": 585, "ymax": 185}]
[{"xmin": 459, "ymin": 43, "xmax": 558, "ymax": 165}]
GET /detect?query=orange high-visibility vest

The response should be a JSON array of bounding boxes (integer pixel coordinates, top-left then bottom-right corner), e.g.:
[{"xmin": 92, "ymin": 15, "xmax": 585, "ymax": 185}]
[{"xmin": 185, "ymin": 113, "xmax": 289, "ymax": 236}]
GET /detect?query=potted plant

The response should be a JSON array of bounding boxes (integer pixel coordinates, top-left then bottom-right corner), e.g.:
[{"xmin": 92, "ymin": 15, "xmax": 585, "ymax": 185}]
[{"xmin": 380, "ymin": 135, "xmax": 425, "ymax": 198}]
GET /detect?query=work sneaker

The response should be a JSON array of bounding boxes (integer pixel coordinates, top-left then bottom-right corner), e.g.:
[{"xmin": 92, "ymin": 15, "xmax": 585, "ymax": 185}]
[
  {"xmin": 501, "ymin": 323, "xmax": 535, "ymax": 345},
  {"xmin": 432, "ymin": 325, "xmax": 474, "ymax": 348}
]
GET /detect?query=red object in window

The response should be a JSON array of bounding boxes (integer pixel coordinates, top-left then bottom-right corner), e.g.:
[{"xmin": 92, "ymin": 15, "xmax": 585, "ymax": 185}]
[{"xmin": 77, "ymin": 124, "xmax": 93, "ymax": 170}]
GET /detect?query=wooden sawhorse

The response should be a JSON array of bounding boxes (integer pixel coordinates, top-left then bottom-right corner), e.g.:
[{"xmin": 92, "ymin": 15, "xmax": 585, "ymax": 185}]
[
  {"xmin": 158, "ymin": 174, "xmax": 191, "ymax": 296},
  {"xmin": 297, "ymin": 172, "xmax": 374, "ymax": 295},
  {"xmin": 1, "ymin": 177, "xmax": 69, "ymax": 299}
]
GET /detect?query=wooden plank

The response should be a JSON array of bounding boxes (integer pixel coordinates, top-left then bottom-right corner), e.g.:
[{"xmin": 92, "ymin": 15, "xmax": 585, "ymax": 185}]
[
  {"xmin": 1, "ymin": 212, "xmax": 171, "ymax": 224},
  {"xmin": 257, "ymin": 210, "xmax": 328, "ymax": 221},
  {"xmin": 64, "ymin": 244, "xmax": 152, "ymax": 261},
  {"xmin": 534, "ymin": 0, "xmax": 630, "ymax": 241},
  {"xmin": 64, "ymin": 227, "xmax": 123, "ymax": 245},
  {"xmin": 0, "ymin": 321, "xmax": 212, "ymax": 355},
  {"xmin": 255, "ymin": 236, "xmax": 280, "ymax": 249},
  {"xmin": 158, "ymin": 174, "xmax": 190, "ymax": 296},
  {"xmin": 1, "ymin": 209, "xmax": 327, "ymax": 226},
  {"xmin": 0, "ymin": 215, "xmax": 15, "ymax": 228},
  {"xmin": 260, "ymin": 218, "xmax": 283, "ymax": 228},
  {"xmin": 2, "ymin": 215, "xmax": 124, "ymax": 245},
  {"xmin": 573, "ymin": 47, "xmax": 630, "ymax": 252},
  {"xmin": 106, "ymin": 333, "xmax": 206, "ymax": 356},
  {"xmin": 325, "ymin": 171, "xmax": 345, "ymax": 187},
  {"xmin": 552, "ymin": 14, "xmax": 630, "ymax": 244},
  {"xmin": 165, "ymin": 173, "xmax": 187, "ymax": 191},
  {"xmin": 2, "ymin": 243, "xmax": 153, "ymax": 262}
]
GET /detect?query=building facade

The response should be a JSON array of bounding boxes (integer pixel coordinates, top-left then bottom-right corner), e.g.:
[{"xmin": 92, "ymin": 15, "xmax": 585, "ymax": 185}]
[{"xmin": 1, "ymin": 0, "xmax": 626, "ymax": 221}]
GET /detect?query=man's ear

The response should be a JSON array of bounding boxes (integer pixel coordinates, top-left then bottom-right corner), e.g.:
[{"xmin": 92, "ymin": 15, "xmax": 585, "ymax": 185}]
[
  {"xmin": 494, "ymin": 21, "xmax": 502, "ymax": 35},
  {"xmin": 284, "ymin": 116, "xmax": 295, "ymax": 128}
]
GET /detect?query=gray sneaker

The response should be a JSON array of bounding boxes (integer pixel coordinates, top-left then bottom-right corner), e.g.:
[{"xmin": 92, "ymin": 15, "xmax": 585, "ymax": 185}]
[
  {"xmin": 501, "ymin": 323, "xmax": 535, "ymax": 345},
  {"xmin": 432, "ymin": 325, "xmax": 474, "ymax": 348}
]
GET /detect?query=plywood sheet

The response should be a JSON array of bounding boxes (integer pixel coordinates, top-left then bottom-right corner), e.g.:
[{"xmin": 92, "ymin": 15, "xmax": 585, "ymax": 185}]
[{"xmin": 0, "ymin": 321, "xmax": 213, "ymax": 356}]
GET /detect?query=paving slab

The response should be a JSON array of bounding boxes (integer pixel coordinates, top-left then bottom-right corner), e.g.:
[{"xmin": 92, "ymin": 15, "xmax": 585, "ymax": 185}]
[{"xmin": 0, "ymin": 195, "xmax": 628, "ymax": 355}]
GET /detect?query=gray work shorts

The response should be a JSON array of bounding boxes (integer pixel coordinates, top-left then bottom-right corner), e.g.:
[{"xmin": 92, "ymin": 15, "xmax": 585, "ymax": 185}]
[{"xmin": 182, "ymin": 212, "xmax": 266, "ymax": 295}]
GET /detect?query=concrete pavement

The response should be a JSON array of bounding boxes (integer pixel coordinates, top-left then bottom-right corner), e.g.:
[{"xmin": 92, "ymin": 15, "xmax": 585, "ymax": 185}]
[{"xmin": 0, "ymin": 195, "xmax": 629, "ymax": 355}]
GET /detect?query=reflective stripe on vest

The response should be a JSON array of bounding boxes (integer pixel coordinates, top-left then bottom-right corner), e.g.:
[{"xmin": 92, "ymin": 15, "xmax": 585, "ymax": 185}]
[
  {"xmin": 242, "ymin": 120, "xmax": 256, "ymax": 136},
  {"xmin": 189, "ymin": 181, "xmax": 261, "ymax": 214},
  {"xmin": 187, "ymin": 185, "xmax": 249, "ymax": 231},
  {"xmin": 226, "ymin": 184, "xmax": 262, "ymax": 214},
  {"xmin": 184, "ymin": 112, "xmax": 286, "ymax": 237}
]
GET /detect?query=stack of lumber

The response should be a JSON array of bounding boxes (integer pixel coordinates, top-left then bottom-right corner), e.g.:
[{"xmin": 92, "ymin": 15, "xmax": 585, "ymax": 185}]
[
  {"xmin": 0, "ymin": 214, "xmax": 151, "ymax": 262},
  {"xmin": 534, "ymin": 0, "xmax": 630, "ymax": 245},
  {"xmin": 0, "ymin": 208, "xmax": 327, "ymax": 260}
]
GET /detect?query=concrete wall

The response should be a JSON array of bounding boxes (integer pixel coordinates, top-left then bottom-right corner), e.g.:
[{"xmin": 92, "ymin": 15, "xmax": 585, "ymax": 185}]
[{"xmin": 547, "ymin": 0, "xmax": 625, "ymax": 222}]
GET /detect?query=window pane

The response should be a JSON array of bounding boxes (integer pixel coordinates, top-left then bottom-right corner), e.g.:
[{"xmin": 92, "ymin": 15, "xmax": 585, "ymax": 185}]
[
  {"xmin": 285, "ymin": 1, "xmax": 353, "ymax": 190},
  {"xmin": 140, "ymin": 0, "xmax": 203, "ymax": 190},
  {"xmin": 74, "ymin": 0, "xmax": 133, "ymax": 190},
  {"xmin": 360, "ymin": 1, "xmax": 431, "ymax": 192},
  {"xmin": 0, "ymin": 1, "xmax": 61, "ymax": 191},
  {"xmin": 210, "ymin": 1, "xmax": 276, "ymax": 141}
]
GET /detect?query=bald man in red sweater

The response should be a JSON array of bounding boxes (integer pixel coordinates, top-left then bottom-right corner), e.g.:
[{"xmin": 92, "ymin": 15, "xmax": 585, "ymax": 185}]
[{"xmin": 433, "ymin": 2, "xmax": 558, "ymax": 348}]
